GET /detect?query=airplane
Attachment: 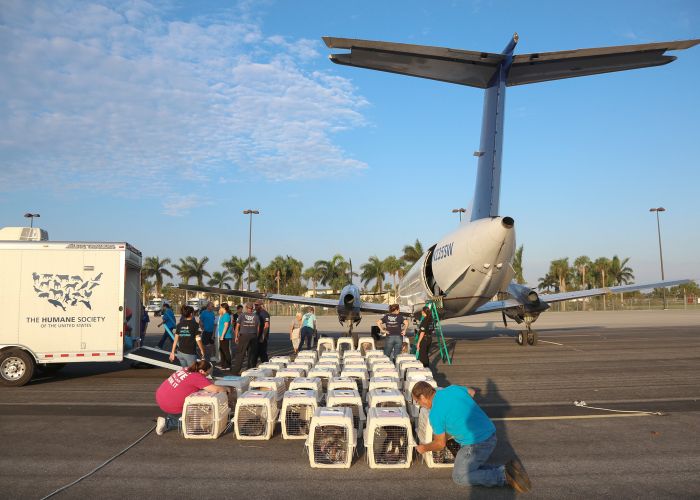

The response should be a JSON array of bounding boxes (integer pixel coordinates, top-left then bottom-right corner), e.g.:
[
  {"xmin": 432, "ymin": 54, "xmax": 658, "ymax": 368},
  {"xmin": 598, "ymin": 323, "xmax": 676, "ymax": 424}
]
[{"xmin": 182, "ymin": 34, "xmax": 696, "ymax": 347}]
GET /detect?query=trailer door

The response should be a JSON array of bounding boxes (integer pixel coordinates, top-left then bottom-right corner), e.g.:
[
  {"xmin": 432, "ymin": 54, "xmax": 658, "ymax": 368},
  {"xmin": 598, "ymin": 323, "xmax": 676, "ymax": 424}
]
[{"xmin": 79, "ymin": 250, "xmax": 122, "ymax": 354}]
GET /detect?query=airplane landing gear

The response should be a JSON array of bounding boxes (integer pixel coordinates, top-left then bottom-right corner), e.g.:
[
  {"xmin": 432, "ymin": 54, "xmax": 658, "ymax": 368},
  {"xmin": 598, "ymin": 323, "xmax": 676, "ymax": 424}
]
[{"xmin": 517, "ymin": 319, "xmax": 538, "ymax": 346}]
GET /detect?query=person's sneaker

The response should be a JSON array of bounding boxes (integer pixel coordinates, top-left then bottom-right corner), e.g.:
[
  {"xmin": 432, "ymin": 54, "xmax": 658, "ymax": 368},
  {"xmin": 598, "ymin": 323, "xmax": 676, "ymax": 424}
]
[
  {"xmin": 505, "ymin": 459, "xmax": 532, "ymax": 493},
  {"xmin": 156, "ymin": 417, "xmax": 166, "ymax": 436}
]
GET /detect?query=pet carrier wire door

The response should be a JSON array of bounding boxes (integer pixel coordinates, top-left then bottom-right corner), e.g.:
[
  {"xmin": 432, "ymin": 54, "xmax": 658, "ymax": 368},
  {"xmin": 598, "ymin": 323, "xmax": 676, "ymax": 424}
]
[
  {"xmin": 241, "ymin": 367, "xmax": 274, "ymax": 380},
  {"xmin": 364, "ymin": 407, "xmax": 415, "ymax": 469},
  {"xmin": 326, "ymin": 389, "xmax": 366, "ymax": 435},
  {"xmin": 234, "ymin": 390, "xmax": 279, "ymax": 440},
  {"xmin": 367, "ymin": 388, "xmax": 406, "ymax": 409},
  {"xmin": 281, "ymin": 389, "xmax": 318, "ymax": 439},
  {"xmin": 340, "ymin": 368, "xmax": 368, "ymax": 396},
  {"xmin": 368, "ymin": 376, "xmax": 401, "ymax": 394},
  {"xmin": 288, "ymin": 377, "xmax": 323, "ymax": 402},
  {"xmin": 336, "ymin": 337, "xmax": 354, "ymax": 355},
  {"xmin": 248, "ymin": 377, "xmax": 286, "ymax": 407},
  {"xmin": 214, "ymin": 375, "xmax": 251, "ymax": 409},
  {"xmin": 417, "ymin": 407, "xmax": 460, "ymax": 467},
  {"xmin": 306, "ymin": 407, "xmax": 356, "ymax": 468},
  {"xmin": 357, "ymin": 338, "xmax": 376, "ymax": 355},
  {"xmin": 182, "ymin": 391, "xmax": 230, "ymax": 440},
  {"xmin": 276, "ymin": 368, "xmax": 306, "ymax": 391},
  {"xmin": 328, "ymin": 377, "xmax": 359, "ymax": 392},
  {"xmin": 316, "ymin": 337, "xmax": 335, "ymax": 354}
]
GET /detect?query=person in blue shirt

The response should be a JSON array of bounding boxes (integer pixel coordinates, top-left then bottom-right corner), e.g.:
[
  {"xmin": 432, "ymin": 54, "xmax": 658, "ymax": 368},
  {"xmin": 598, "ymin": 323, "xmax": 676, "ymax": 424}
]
[
  {"xmin": 299, "ymin": 306, "xmax": 317, "ymax": 350},
  {"xmin": 412, "ymin": 381, "xmax": 531, "ymax": 493},
  {"xmin": 216, "ymin": 303, "xmax": 233, "ymax": 370},
  {"xmin": 157, "ymin": 303, "xmax": 177, "ymax": 350},
  {"xmin": 198, "ymin": 302, "xmax": 216, "ymax": 361}
]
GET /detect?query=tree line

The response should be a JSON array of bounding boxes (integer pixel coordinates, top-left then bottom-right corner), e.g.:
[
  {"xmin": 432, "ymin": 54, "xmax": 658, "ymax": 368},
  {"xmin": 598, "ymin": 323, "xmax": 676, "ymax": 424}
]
[{"xmin": 140, "ymin": 239, "xmax": 427, "ymax": 299}]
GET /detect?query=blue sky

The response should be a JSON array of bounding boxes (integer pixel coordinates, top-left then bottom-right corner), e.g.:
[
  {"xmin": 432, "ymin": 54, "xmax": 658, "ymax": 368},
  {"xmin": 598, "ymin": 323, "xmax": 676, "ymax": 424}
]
[{"xmin": 1, "ymin": 0, "xmax": 698, "ymax": 287}]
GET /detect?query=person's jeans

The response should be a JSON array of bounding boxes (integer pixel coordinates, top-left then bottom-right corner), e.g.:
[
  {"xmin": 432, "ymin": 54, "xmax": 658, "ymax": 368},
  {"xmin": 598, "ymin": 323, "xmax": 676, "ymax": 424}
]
[
  {"xmin": 165, "ymin": 413, "xmax": 180, "ymax": 432},
  {"xmin": 383, "ymin": 335, "xmax": 403, "ymax": 361},
  {"xmin": 418, "ymin": 335, "xmax": 432, "ymax": 367},
  {"xmin": 157, "ymin": 325, "xmax": 175, "ymax": 349},
  {"xmin": 452, "ymin": 433, "xmax": 505, "ymax": 487},
  {"xmin": 231, "ymin": 334, "xmax": 258, "ymax": 375},
  {"xmin": 176, "ymin": 351, "xmax": 197, "ymax": 368},
  {"xmin": 219, "ymin": 339, "xmax": 232, "ymax": 368},
  {"xmin": 300, "ymin": 326, "xmax": 314, "ymax": 350}
]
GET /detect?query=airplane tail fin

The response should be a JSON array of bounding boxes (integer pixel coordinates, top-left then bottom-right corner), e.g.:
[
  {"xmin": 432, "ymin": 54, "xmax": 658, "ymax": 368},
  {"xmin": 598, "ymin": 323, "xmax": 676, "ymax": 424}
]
[{"xmin": 323, "ymin": 36, "xmax": 699, "ymax": 220}]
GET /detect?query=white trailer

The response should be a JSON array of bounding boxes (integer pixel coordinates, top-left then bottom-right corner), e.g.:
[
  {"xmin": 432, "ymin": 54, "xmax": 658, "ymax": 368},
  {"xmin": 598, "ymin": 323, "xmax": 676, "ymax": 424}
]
[{"xmin": 0, "ymin": 238, "xmax": 178, "ymax": 387}]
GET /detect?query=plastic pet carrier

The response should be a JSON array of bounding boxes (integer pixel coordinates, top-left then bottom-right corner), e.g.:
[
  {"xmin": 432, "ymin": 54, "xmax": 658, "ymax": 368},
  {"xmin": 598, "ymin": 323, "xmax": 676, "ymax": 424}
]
[
  {"xmin": 364, "ymin": 407, "xmax": 415, "ymax": 469},
  {"xmin": 233, "ymin": 390, "xmax": 279, "ymax": 440},
  {"xmin": 281, "ymin": 389, "xmax": 318, "ymax": 439},
  {"xmin": 182, "ymin": 391, "xmax": 230, "ymax": 440},
  {"xmin": 306, "ymin": 407, "xmax": 356, "ymax": 468},
  {"xmin": 367, "ymin": 388, "xmax": 405, "ymax": 409},
  {"xmin": 417, "ymin": 407, "xmax": 460, "ymax": 467},
  {"xmin": 326, "ymin": 389, "xmax": 366, "ymax": 435}
]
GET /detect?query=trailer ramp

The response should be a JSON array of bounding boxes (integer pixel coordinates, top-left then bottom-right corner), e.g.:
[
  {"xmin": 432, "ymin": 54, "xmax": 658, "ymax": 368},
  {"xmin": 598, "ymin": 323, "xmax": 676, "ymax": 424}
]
[{"xmin": 125, "ymin": 346, "xmax": 180, "ymax": 370}]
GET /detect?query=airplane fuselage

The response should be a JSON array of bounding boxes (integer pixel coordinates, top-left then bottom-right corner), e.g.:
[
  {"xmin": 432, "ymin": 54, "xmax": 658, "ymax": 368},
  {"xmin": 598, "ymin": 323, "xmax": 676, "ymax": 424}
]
[{"xmin": 398, "ymin": 216, "xmax": 516, "ymax": 319}]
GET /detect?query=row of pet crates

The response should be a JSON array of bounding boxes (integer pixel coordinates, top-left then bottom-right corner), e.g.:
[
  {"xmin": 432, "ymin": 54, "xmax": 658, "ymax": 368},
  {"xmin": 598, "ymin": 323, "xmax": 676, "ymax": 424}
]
[{"xmin": 178, "ymin": 347, "xmax": 460, "ymax": 469}]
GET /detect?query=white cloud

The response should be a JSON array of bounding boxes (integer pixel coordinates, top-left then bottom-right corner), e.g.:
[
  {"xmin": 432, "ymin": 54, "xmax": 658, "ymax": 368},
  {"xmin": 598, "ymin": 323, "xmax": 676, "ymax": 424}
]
[
  {"xmin": 0, "ymin": 0, "xmax": 368, "ymax": 203},
  {"xmin": 161, "ymin": 194, "xmax": 208, "ymax": 216}
]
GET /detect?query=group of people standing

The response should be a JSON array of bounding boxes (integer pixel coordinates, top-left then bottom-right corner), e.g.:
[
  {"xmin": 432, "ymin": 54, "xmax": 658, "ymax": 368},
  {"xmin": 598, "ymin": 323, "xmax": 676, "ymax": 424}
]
[{"xmin": 155, "ymin": 300, "xmax": 271, "ymax": 375}]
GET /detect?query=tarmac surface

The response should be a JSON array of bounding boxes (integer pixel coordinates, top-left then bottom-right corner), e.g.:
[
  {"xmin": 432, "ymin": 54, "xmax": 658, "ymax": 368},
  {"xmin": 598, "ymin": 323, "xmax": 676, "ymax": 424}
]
[{"xmin": 1, "ymin": 310, "xmax": 699, "ymax": 499}]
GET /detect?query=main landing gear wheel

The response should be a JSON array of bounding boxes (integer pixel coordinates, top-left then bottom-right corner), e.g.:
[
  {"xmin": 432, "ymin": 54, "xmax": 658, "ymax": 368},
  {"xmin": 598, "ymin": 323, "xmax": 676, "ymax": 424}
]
[
  {"xmin": 516, "ymin": 331, "xmax": 525, "ymax": 346},
  {"xmin": 527, "ymin": 331, "xmax": 538, "ymax": 346}
]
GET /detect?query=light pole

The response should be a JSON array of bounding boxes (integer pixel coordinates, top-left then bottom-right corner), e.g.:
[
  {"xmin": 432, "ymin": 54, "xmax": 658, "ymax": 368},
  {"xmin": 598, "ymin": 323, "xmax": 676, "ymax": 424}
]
[
  {"xmin": 243, "ymin": 209, "xmax": 260, "ymax": 291},
  {"xmin": 451, "ymin": 208, "xmax": 466, "ymax": 222},
  {"xmin": 24, "ymin": 213, "xmax": 40, "ymax": 228},
  {"xmin": 649, "ymin": 207, "xmax": 667, "ymax": 310}
]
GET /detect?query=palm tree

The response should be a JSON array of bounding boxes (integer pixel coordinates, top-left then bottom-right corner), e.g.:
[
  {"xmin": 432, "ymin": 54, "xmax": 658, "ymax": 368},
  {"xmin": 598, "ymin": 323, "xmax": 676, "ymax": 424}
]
[
  {"xmin": 183, "ymin": 256, "xmax": 210, "ymax": 286},
  {"xmin": 402, "ymin": 239, "xmax": 424, "ymax": 265},
  {"xmin": 222, "ymin": 256, "xmax": 248, "ymax": 290},
  {"xmin": 591, "ymin": 257, "xmax": 612, "ymax": 310},
  {"xmin": 142, "ymin": 256, "xmax": 173, "ymax": 297},
  {"xmin": 512, "ymin": 245, "xmax": 525, "ymax": 284},
  {"xmin": 208, "ymin": 270, "xmax": 232, "ymax": 306},
  {"xmin": 382, "ymin": 255, "xmax": 403, "ymax": 294},
  {"xmin": 360, "ymin": 256, "xmax": 386, "ymax": 293},
  {"xmin": 303, "ymin": 262, "xmax": 325, "ymax": 297},
  {"xmin": 173, "ymin": 258, "xmax": 194, "ymax": 284},
  {"xmin": 142, "ymin": 279, "xmax": 154, "ymax": 304},
  {"xmin": 573, "ymin": 255, "xmax": 592, "ymax": 290},
  {"xmin": 609, "ymin": 255, "xmax": 634, "ymax": 285},
  {"xmin": 315, "ymin": 254, "xmax": 350, "ymax": 293},
  {"xmin": 537, "ymin": 272, "xmax": 557, "ymax": 292},
  {"xmin": 549, "ymin": 258, "xmax": 572, "ymax": 311}
]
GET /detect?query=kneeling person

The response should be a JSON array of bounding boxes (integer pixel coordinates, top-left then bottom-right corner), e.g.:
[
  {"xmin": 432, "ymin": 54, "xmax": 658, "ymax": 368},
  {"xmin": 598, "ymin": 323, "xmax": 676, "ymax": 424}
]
[{"xmin": 412, "ymin": 381, "xmax": 531, "ymax": 493}]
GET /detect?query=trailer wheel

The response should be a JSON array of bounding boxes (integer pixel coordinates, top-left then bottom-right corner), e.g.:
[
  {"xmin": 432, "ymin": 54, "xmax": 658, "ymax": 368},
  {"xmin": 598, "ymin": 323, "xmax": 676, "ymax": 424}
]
[{"xmin": 0, "ymin": 349, "xmax": 35, "ymax": 387}]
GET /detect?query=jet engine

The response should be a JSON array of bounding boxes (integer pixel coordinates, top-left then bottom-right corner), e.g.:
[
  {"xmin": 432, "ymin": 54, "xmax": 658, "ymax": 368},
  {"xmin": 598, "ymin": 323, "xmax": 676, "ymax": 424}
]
[{"xmin": 337, "ymin": 284, "xmax": 362, "ymax": 326}]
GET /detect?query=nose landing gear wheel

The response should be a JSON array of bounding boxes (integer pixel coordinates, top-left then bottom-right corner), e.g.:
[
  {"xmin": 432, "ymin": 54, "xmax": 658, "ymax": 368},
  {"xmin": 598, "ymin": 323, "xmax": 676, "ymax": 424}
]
[
  {"xmin": 527, "ymin": 331, "xmax": 538, "ymax": 346},
  {"xmin": 516, "ymin": 331, "xmax": 525, "ymax": 346}
]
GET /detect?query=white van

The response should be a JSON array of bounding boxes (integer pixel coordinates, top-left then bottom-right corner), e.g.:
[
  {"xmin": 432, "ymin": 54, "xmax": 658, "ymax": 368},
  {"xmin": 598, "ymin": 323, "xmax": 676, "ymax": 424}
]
[
  {"xmin": 187, "ymin": 297, "xmax": 209, "ymax": 312},
  {"xmin": 0, "ymin": 238, "xmax": 145, "ymax": 386},
  {"xmin": 146, "ymin": 297, "xmax": 170, "ymax": 315}
]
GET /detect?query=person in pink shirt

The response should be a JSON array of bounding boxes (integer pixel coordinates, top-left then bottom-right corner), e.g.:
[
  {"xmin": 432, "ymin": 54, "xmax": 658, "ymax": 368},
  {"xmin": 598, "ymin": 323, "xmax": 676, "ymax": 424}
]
[{"xmin": 155, "ymin": 359, "xmax": 229, "ymax": 435}]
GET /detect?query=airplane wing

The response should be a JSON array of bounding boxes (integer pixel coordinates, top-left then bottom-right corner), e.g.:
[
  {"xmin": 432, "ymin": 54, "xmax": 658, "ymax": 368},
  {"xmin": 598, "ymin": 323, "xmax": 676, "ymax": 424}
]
[
  {"xmin": 178, "ymin": 284, "xmax": 393, "ymax": 315},
  {"xmin": 323, "ymin": 37, "xmax": 699, "ymax": 88},
  {"xmin": 472, "ymin": 278, "xmax": 691, "ymax": 314}
]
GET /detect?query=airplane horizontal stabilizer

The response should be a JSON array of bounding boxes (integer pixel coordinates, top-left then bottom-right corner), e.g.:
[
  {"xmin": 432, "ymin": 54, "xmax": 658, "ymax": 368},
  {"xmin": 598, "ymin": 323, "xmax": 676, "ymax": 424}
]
[
  {"xmin": 323, "ymin": 36, "xmax": 700, "ymax": 88},
  {"xmin": 178, "ymin": 284, "xmax": 392, "ymax": 314}
]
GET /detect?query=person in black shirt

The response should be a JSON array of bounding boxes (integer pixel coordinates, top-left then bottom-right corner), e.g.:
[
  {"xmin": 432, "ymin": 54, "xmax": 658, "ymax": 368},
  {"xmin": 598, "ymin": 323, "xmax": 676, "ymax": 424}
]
[
  {"xmin": 231, "ymin": 303, "xmax": 261, "ymax": 375},
  {"xmin": 377, "ymin": 304, "xmax": 409, "ymax": 361},
  {"xmin": 417, "ymin": 305, "xmax": 434, "ymax": 368},
  {"xmin": 253, "ymin": 300, "xmax": 271, "ymax": 364},
  {"xmin": 169, "ymin": 305, "xmax": 205, "ymax": 367}
]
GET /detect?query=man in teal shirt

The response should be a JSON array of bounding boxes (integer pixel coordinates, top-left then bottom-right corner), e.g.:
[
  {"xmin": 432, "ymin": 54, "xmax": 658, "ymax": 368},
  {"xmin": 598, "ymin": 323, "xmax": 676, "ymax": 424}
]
[{"xmin": 412, "ymin": 382, "xmax": 531, "ymax": 493}]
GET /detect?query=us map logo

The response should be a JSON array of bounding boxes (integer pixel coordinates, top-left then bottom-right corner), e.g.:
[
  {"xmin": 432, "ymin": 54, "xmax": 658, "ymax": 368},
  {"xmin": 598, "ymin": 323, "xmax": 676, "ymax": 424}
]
[{"xmin": 32, "ymin": 272, "xmax": 102, "ymax": 311}]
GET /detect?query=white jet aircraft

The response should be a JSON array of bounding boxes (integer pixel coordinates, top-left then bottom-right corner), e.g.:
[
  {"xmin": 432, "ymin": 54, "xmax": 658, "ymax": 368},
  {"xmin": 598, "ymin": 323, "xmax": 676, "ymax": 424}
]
[{"xmin": 183, "ymin": 34, "xmax": 696, "ymax": 346}]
